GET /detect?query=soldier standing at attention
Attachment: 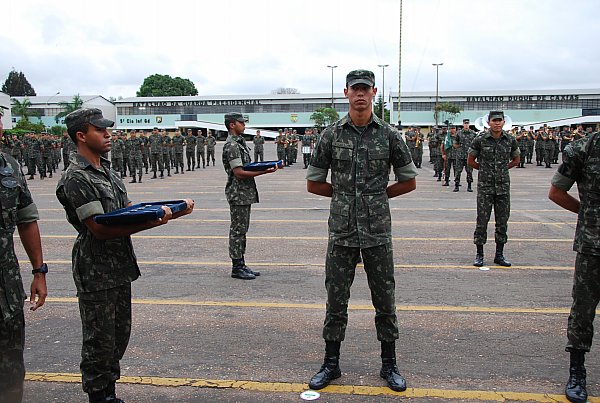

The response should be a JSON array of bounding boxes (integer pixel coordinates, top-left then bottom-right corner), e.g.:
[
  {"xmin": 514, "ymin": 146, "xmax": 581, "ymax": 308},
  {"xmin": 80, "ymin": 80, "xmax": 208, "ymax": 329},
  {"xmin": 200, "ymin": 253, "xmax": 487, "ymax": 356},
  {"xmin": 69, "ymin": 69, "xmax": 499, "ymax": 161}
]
[
  {"xmin": 275, "ymin": 129, "xmax": 287, "ymax": 165},
  {"xmin": 172, "ymin": 131, "xmax": 185, "ymax": 174},
  {"xmin": 0, "ymin": 129, "xmax": 47, "ymax": 403},
  {"xmin": 148, "ymin": 127, "xmax": 162, "ymax": 179},
  {"xmin": 110, "ymin": 132, "xmax": 124, "ymax": 177},
  {"xmin": 56, "ymin": 108, "xmax": 194, "ymax": 403},
  {"xmin": 549, "ymin": 131, "xmax": 600, "ymax": 403},
  {"xmin": 128, "ymin": 131, "xmax": 143, "ymax": 183},
  {"xmin": 306, "ymin": 69, "xmax": 417, "ymax": 392},
  {"xmin": 196, "ymin": 130, "xmax": 206, "ymax": 168},
  {"xmin": 300, "ymin": 128, "xmax": 315, "ymax": 168},
  {"xmin": 467, "ymin": 111, "xmax": 520, "ymax": 267},
  {"xmin": 185, "ymin": 129, "xmax": 197, "ymax": 171},
  {"xmin": 457, "ymin": 119, "xmax": 476, "ymax": 192},
  {"xmin": 441, "ymin": 126, "xmax": 459, "ymax": 188},
  {"xmin": 252, "ymin": 129, "xmax": 265, "ymax": 162},
  {"xmin": 160, "ymin": 130, "xmax": 171, "ymax": 177},
  {"xmin": 139, "ymin": 131, "xmax": 149, "ymax": 174},
  {"xmin": 516, "ymin": 128, "xmax": 528, "ymax": 168},
  {"xmin": 222, "ymin": 112, "xmax": 278, "ymax": 280},
  {"xmin": 205, "ymin": 130, "xmax": 216, "ymax": 167}
]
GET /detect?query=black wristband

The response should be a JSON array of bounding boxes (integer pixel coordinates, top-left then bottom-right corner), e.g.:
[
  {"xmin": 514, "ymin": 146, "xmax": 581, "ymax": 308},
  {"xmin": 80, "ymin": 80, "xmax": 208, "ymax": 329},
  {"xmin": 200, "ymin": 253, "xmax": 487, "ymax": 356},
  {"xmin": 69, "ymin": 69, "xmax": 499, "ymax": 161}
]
[{"xmin": 32, "ymin": 263, "xmax": 48, "ymax": 275}]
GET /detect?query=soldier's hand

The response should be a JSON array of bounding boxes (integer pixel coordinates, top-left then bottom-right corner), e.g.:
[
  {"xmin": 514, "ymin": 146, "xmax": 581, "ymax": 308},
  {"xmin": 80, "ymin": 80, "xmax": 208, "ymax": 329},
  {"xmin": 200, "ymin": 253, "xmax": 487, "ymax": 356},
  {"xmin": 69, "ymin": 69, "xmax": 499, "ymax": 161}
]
[
  {"xmin": 30, "ymin": 275, "xmax": 48, "ymax": 311},
  {"xmin": 158, "ymin": 206, "xmax": 173, "ymax": 224}
]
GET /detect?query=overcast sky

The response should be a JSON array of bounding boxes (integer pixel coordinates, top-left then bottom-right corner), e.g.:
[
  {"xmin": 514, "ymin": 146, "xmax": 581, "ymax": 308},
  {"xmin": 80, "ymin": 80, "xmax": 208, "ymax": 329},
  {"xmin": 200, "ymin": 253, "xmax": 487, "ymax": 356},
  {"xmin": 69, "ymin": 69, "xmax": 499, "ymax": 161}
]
[{"xmin": 2, "ymin": 0, "xmax": 598, "ymax": 99}]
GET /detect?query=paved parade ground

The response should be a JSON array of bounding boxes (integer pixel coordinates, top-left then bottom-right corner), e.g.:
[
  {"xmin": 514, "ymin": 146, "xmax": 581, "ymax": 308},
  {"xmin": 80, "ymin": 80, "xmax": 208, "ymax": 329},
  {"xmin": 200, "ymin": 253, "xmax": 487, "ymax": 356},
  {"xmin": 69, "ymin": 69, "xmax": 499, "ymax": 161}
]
[{"xmin": 16, "ymin": 142, "xmax": 599, "ymax": 402}]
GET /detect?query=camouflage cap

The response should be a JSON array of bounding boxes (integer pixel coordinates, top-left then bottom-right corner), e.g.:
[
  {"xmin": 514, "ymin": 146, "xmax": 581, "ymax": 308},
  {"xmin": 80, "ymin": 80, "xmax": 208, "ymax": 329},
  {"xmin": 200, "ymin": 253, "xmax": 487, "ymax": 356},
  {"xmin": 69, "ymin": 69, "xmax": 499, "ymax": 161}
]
[
  {"xmin": 488, "ymin": 111, "xmax": 504, "ymax": 120},
  {"xmin": 463, "ymin": 118, "xmax": 470, "ymax": 124},
  {"xmin": 224, "ymin": 112, "xmax": 247, "ymax": 123},
  {"xmin": 346, "ymin": 69, "xmax": 375, "ymax": 87},
  {"xmin": 65, "ymin": 108, "xmax": 114, "ymax": 130}
]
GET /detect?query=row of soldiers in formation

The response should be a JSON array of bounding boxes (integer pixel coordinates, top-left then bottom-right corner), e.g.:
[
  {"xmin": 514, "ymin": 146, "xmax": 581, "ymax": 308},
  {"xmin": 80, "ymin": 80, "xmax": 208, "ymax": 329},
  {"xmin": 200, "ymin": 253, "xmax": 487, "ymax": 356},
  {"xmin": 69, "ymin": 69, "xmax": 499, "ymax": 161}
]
[
  {"xmin": 109, "ymin": 128, "xmax": 217, "ymax": 183},
  {"xmin": 402, "ymin": 120, "xmax": 596, "ymax": 192},
  {"xmin": 1, "ymin": 132, "xmax": 75, "ymax": 179},
  {"xmin": 273, "ymin": 127, "xmax": 321, "ymax": 168}
]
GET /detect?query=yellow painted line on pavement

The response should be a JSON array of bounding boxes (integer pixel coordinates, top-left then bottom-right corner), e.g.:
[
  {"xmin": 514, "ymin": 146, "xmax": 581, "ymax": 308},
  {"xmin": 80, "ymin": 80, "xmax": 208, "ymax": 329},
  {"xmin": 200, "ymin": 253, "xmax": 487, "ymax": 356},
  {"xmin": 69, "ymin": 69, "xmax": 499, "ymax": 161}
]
[
  {"xmin": 42, "ymin": 260, "xmax": 573, "ymax": 271},
  {"xmin": 44, "ymin": 297, "xmax": 573, "ymax": 314},
  {"xmin": 24, "ymin": 372, "xmax": 595, "ymax": 402},
  {"xmin": 38, "ymin": 235, "xmax": 573, "ymax": 242}
]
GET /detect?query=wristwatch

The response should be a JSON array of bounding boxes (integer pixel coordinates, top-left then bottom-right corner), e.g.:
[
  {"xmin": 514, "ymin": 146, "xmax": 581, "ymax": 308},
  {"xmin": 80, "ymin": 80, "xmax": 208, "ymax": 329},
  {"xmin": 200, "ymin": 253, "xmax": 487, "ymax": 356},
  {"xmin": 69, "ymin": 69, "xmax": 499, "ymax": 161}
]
[{"xmin": 32, "ymin": 263, "xmax": 48, "ymax": 275}]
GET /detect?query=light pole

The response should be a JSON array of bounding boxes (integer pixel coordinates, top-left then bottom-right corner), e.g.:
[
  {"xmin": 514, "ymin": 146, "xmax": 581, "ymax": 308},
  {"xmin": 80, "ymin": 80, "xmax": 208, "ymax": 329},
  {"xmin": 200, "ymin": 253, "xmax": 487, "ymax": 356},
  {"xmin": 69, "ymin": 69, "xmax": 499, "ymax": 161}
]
[
  {"xmin": 378, "ymin": 64, "xmax": 389, "ymax": 122},
  {"xmin": 46, "ymin": 91, "xmax": 60, "ymax": 105},
  {"xmin": 327, "ymin": 65, "xmax": 337, "ymax": 109},
  {"xmin": 432, "ymin": 63, "xmax": 443, "ymax": 127}
]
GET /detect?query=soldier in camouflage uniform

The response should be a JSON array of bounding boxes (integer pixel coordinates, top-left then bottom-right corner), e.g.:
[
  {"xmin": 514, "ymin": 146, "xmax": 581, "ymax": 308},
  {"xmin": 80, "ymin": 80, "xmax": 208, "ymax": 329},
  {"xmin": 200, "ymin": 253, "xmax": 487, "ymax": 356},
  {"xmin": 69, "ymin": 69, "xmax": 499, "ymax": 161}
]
[
  {"xmin": 10, "ymin": 135, "xmax": 23, "ymax": 166},
  {"xmin": 56, "ymin": 108, "xmax": 193, "ymax": 403},
  {"xmin": 172, "ymin": 131, "xmax": 185, "ymax": 174},
  {"xmin": 541, "ymin": 128, "xmax": 555, "ymax": 168},
  {"xmin": 0, "ymin": 145, "xmax": 47, "ymax": 403},
  {"xmin": 306, "ymin": 70, "xmax": 417, "ymax": 392},
  {"xmin": 160, "ymin": 130, "xmax": 171, "ymax": 177},
  {"xmin": 275, "ymin": 129, "xmax": 288, "ymax": 165},
  {"xmin": 549, "ymin": 131, "xmax": 600, "ymax": 403},
  {"xmin": 196, "ymin": 130, "xmax": 206, "ymax": 168},
  {"xmin": 110, "ymin": 132, "xmax": 124, "ymax": 177},
  {"xmin": 467, "ymin": 111, "xmax": 520, "ymax": 268},
  {"xmin": 139, "ymin": 131, "xmax": 149, "ymax": 174},
  {"xmin": 128, "ymin": 131, "xmax": 144, "ymax": 183},
  {"xmin": 206, "ymin": 130, "xmax": 216, "ymax": 167},
  {"xmin": 457, "ymin": 119, "xmax": 476, "ymax": 192},
  {"xmin": 222, "ymin": 112, "xmax": 278, "ymax": 280},
  {"xmin": 122, "ymin": 132, "xmax": 131, "ymax": 178},
  {"xmin": 185, "ymin": 129, "xmax": 196, "ymax": 171},
  {"xmin": 441, "ymin": 126, "xmax": 460, "ymax": 188},
  {"xmin": 27, "ymin": 133, "xmax": 44, "ymax": 180},
  {"xmin": 41, "ymin": 133, "xmax": 54, "ymax": 178},
  {"xmin": 252, "ymin": 130, "xmax": 265, "ymax": 162},
  {"xmin": 300, "ymin": 128, "xmax": 315, "ymax": 168},
  {"xmin": 428, "ymin": 128, "xmax": 443, "ymax": 181},
  {"xmin": 516, "ymin": 129, "xmax": 528, "ymax": 168},
  {"xmin": 148, "ymin": 128, "xmax": 162, "ymax": 179}
]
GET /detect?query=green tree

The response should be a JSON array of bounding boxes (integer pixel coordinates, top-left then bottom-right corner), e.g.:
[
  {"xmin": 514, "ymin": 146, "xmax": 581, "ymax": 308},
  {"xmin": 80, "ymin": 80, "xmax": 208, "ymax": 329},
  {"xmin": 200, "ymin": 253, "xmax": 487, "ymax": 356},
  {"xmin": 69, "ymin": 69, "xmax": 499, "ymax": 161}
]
[
  {"xmin": 373, "ymin": 95, "xmax": 390, "ymax": 123},
  {"xmin": 310, "ymin": 107, "xmax": 339, "ymax": 129},
  {"xmin": 11, "ymin": 98, "xmax": 37, "ymax": 122},
  {"xmin": 14, "ymin": 119, "xmax": 45, "ymax": 133},
  {"xmin": 137, "ymin": 74, "xmax": 198, "ymax": 97},
  {"xmin": 49, "ymin": 125, "xmax": 67, "ymax": 136},
  {"xmin": 434, "ymin": 102, "xmax": 462, "ymax": 126},
  {"xmin": 2, "ymin": 69, "xmax": 36, "ymax": 96},
  {"xmin": 55, "ymin": 94, "xmax": 84, "ymax": 123}
]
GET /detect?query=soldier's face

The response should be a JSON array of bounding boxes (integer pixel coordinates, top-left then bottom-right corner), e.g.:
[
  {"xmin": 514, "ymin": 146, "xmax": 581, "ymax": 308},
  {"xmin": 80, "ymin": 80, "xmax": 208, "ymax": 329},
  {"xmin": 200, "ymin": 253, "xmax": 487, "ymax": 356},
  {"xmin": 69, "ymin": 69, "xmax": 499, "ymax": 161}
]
[
  {"xmin": 344, "ymin": 84, "xmax": 377, "ymax": 113},
  {"xmin": 232, "ymin": 121, "xmax": 245, "ymax": 135},
  {"xmin": 82, "ymin": 125, "xmax": 111, "ymax": 153},
  {"xmin": 489, "ymin": 118, "xmax": 504, "ymax": 134},
  {"xmin": 463, "ymin": 123, "xmax": 469, "ymax": 129}
]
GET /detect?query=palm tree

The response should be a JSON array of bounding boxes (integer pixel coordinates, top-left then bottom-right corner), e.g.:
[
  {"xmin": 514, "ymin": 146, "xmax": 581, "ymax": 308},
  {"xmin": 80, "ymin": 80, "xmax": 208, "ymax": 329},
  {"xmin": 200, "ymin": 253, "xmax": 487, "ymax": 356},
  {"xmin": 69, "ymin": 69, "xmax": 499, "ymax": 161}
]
[
  {"xmin": 12, "ymin": 98, "xmax": 35, "ymax": 122},
  {"xmin": 55, "ymin": 94, "xmax": 84, "ymax": 123}
]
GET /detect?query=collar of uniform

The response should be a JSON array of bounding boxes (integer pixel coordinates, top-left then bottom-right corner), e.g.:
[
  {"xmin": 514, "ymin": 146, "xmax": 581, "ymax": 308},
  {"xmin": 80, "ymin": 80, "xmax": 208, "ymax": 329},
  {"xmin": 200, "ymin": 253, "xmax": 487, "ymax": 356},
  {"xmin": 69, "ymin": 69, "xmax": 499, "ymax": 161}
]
[
  {"xmin": 72, "ymin": 153, "xmax": 111, "ymax": 172},
  {"xmin": 483, "ymin": 129, "xmax": 509, "ymax": 140},
  {"xmin": 340, "ymin": 113, "xmax": 381, "ymax": 131}
]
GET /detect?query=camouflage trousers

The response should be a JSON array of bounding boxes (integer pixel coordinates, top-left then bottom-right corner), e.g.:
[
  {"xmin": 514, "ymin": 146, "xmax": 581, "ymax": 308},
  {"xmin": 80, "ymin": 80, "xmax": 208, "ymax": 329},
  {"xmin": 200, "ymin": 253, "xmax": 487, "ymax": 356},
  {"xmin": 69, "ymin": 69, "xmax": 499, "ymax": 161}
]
[
  {"xmin": 207, "ymin": 149, "xmax": 215, "ymax": 165},
  {"xmin": 229, "ymin": 204, "xmax": 251, "ymax": 259},
  {"xmin": 456, "ymin": 159, "xmax": 473, "ymax": 184},
  {"xmin": 543, "ymin": 148, "xmax": 554, "ymax": 165},
  {"xmin": 174, "ymin": 153, "xmax": 184, "ymax": 172},
  {"xmin": 566, "ymin": 253, "xmax": 600, "ymax": 352},
  {"xmin": 0, "ymin": 310, "xmax": 25, "ymax": 403},
  {"xmin": 254, "ymin": 150, "xmax": 264, "ymax": 163},
  {"xmin": 323, "ymin": 243, "xmax": 398, "ymax": 342},
  {"xmin": 161, "ymin": 153, "xmax": 171, "ymax": 173},
  {"xmin": 433, "ymin": 154, "xmax": 443, "ymax": 177},
  {"xmin": 129, "ymin": 155, "xmax": 143, "ymax": 177},
  {"xmin": 111, "ymin": 157, "xmax": 123, "ymax": 174},
  {"xmin": 142, "ymin": 152, "xmax": 149, "ymax": 172},
  {"xmin": 186, "ymin": 152, "xmax": 196, "ymax": 170},
  {"xmin": 27, "ymin": 156, "xmax": 43, "ymax": 176},
  {"xmin": 445, "ymin": 159, "xmax": 464, "ymax": 184},
  {"xmin": 150, "ymin": 153, "xmax": 162, "ymax": 175},
  {"xmin": 42, "ymin": 156, "xmax": 53, "ymax": 175},
  {"xmin": 277, "ymin": 150, "xmax": 287, "ymax": 165},
  {"xmin": 474, "ymin": 192, "xmax": 510, "ymax": 245},
  {"xmin": 197, "ymin": 148, "xmax": 205, "ymax": 167},
  {"xmin": 78, "ymin": 284, "xmax": 132, "ymax": 394}
]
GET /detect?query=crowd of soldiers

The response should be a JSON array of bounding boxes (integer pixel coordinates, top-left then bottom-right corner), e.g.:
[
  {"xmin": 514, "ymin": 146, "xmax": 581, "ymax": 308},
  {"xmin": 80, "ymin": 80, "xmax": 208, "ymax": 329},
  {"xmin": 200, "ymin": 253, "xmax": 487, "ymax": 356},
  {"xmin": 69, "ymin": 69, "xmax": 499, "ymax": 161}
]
[
  {"xmin": 274, "ymin": 127, "xmax": 320, "ymax": 168},
  {"xmin": 109, "ymin": 128, "xmax": 218, "ymax": 183},
  {"xmin": 409, "ymin": 121, "xmax": 598, "ymax": 192}
]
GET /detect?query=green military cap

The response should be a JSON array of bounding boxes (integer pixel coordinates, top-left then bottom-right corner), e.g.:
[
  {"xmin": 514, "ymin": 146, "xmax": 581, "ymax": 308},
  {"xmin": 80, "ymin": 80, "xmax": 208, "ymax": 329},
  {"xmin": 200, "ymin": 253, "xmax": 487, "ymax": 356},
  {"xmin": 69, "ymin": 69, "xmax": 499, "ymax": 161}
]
[
  {"xmin": 224, "ymin": 112, "xmax": 247, "ymax": 123},
  {"xmin": 346, "ymin": 69, "xmax": 375, "ymax": 87},
  {"xmin": 65, "ymin": 108, "xmax": 114, "ymax": 130},
  {"xmin": 488, "ymin": 111, "xmax": 504, "ymax": 120}
]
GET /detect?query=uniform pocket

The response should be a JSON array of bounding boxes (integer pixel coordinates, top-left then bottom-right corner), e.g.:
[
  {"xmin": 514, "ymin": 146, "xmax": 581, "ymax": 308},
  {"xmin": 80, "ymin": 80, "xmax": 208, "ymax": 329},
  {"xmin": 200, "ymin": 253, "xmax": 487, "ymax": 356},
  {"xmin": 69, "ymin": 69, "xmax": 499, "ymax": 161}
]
[
  {"xmin": 329, "ymin": 198, "xmax": 350, "ymax": 234},
  {"xmin": 0, "ymin": 191, "xmax": 19, "ymax": 230},
  {"xmin": 367, "ymin": 194, "xmax": 391, "ymax": 234}
]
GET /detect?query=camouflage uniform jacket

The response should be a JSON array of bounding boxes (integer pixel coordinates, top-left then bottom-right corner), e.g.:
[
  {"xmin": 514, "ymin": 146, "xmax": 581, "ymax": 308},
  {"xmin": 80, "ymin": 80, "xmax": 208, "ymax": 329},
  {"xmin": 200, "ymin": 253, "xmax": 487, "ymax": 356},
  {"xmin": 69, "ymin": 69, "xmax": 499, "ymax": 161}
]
[
  {"xmin": 0, "ymin": 152, "xmax": 39, "ymax": 321},
  {"xmin": 140, "ymin": 136, "xmax": 149, "ymax": 156},
  {"xmin": 457, "ymin": 129, "xmax": 476, "ymax": 159},
  {"xmin": 275, "ymin": 135, "xmax": 287, "ymax": 151},
  {"xmin": 300, "ymin": 134, "xmax": 314, "ymax": 147},
  {"xmin": 306, "ymin": 114, "xmax": 417, "ymax": 248},
  {"xmin": 160, "ymin": 135, "xmax": 172, "ymax": 154},
  {"xmin": 129, "ymin": 137, "xmax": 143, "ymax": 158},
  {"xmin": 185, "ymin": 135, "xmax": 197, "ymax": 153},
  {"xmin": 222, "ymin": 134, "xmax": 258, "ymax": 205},
  {"xmin": 111, "ymin": 138, "xmax": 124, "ymax": 158},
  {"xmin": 29, "ymin": 137, "xmax": 42, "ymax": 158},
  {"xmin": 56, "ymin": 154, "xmax": 140, "ymax": 293},
  {"xmin": 468, "ymin": 130, "xmax": 520, "ymax": 195},
  {"xmin": 206, "ymin": 136, "xmax": 216, "ymax": 150},
  {"xmin": 172, "ymin": 135, "xmax": 185, "ymax": 154},
  {"xmin": 148, "ymin": 133, "xmax": 161, "ymax": 154},
  {"xmin": 551, "ymin": 133, "xmax": 600, "ymax": 255},
  {"xmin": 252, "ymin": 136, "xmax": 265, "ymax": 152}
]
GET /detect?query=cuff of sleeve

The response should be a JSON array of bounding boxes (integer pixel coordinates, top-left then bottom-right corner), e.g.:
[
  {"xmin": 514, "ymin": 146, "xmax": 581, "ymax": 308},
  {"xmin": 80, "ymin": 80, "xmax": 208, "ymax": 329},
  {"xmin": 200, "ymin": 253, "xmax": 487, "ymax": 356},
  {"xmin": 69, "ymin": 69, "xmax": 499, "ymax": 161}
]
[
  {"xmin": 229, "ymin": 158, "xmax": 243, "ymax": 169},
  {"xmin": 393, "ymin": 162, "xmax": 419, "ymax": 182},
  {"xmin": 468, "ymin": 149, "xmax": 479, "ymax": 158},
  {"xmin": 511, "ymin": 148, "xmax": 521, "ymax": 158},
  {"xmin": 16, "ymin": 203, "xmax": 39, "ymax": 224},
  {"xmin": 76, "ymin": 201, "xmax": 105, "ymax": 222},
  {"xmin": 306, "ymin": 165, "xmax": 328, "ymax": 182},
  {"xmin": 551, "ymin": 171, "xmax": 575, "ymax": 191}
]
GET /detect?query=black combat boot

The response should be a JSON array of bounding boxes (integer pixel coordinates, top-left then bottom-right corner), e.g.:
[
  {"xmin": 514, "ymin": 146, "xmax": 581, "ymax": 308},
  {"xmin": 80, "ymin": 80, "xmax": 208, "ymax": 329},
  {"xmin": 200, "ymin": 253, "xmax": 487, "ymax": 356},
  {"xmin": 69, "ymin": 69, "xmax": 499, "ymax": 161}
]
[
  {"xmin": 231, "ymin": 258, "xmax": 255, "ymax": 280},
  {"xmin": 493, "ymin": 243, "xmax": 511, "ymax": 266},
  {"xmin": 129, "ymin": 177, "xmax": 136, "ymax": 183},
  {"xmin": 241, "ymin": 258, "xmax": 260, "ymax": 276},
  {"xmin": 442, "ymin": 180, "xmax": 449, "ymax": 186},
  {"xmin": 88, "ymin": 389, "xmax": 107, "ymax": 403},
  {"xmin": 380, "ymin": 341, "xmax": 407, "ymax": 392},
  {"xmin": 437, "ymin": 174, "xmax": 442, "ymax": 182},
  {"xmin": 453, "ymin": 183, "xmax": 460, "ymax": 192},
  {"xmin": 467, "ymin": 182, "xmax": 473, "ymax": 192},
  {"xmin": 566, "ymin": 350, "xmax": 587, "ymax": 403},
  {"xmin": 138, "ymin": 174, "xmax": 142, "ymax": 183},
  {"xmin": 105, "ymin": 382, "xmax": 125, "ymax": 403},
  {"xmin": 474, "ymin": 244, "xmax": 484, "ymax": 267},
  {"xmin": 309, "ymin": 341, "xmax": 342, "ymax": 390},
  {"xmin": 152, "ymin": 173, "xmax": 157, "ymax": 179}
]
